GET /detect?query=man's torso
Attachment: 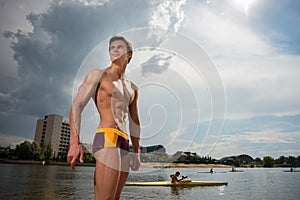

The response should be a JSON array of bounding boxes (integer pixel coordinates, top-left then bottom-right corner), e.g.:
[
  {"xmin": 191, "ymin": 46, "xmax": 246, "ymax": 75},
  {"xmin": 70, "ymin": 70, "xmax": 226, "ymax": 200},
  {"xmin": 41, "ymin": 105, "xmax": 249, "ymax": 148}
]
[{"xmin": 94, "ymin": 70, "xmax": 136, "ymax": 133}]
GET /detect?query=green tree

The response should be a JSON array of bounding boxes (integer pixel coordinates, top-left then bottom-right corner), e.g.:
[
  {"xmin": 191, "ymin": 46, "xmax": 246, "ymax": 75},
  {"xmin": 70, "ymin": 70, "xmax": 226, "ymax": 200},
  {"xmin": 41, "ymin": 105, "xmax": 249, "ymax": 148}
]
[
  {"xmin": 255, "ymin": 157, "xmax": 262, "ymax": 165},
  {"xmin": 45, "ymin": 143, "xmax": 53, "ymax": 161},
  {"xmin": 15, "ymin": 141, "xmax": 33, "ymax": 160},
  {"xmin": 38, "ymin": 142, "xmax": 53, "ymax": 161},
  {"xmin": 233, "ymin": 158, "xmax": 241, "ymax": 167},
  {"xmin": 287, "ymin": 156, "xmax": 296, "ymax": 167},
  {"xmin": 296, "ymin": 156, "xmax": 300, "ymax": 167},
  {"xmin": 31, "ymin": 141, "xmax": 40, "ymax": 160},
  {"xmin": 263, "ymin": 156, "xmax": 274, "ymax": 167},
  {"xmin": 0, "ymin": 146, "xmax": 13, "ymax": 159},
  {"xmin": 84, "ymin": 153, "xmax": 95, "ymax": 163},
  {"xmin": 276, "ymin": 156, "xmax": 287, "ymax": 165},
  {"xmin": 39, "ymin": 141, "xmax": 46, "ymax": 161}
]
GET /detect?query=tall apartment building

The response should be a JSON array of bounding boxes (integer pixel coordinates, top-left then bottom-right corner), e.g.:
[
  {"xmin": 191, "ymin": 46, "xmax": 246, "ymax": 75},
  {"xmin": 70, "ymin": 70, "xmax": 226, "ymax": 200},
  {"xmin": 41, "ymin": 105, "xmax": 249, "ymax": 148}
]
[{"xmin": 34, "ymin": 114, "xmax": 70, "ymax": 157}]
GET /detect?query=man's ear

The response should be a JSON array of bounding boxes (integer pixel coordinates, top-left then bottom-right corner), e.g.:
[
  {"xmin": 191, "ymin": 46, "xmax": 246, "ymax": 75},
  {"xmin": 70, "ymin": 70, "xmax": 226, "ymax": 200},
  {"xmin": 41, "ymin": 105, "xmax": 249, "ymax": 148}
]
[{"xmin": 127, "ymin": 51, "xmax": 132, "ymax": 59}]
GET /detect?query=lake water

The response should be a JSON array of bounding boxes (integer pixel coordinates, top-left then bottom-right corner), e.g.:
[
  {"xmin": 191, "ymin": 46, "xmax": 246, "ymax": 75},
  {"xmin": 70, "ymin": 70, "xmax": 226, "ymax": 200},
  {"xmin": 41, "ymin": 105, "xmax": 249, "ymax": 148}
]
[{"xmin": 0, "ymin": 164, "xmax": 299, "ymax": 200}]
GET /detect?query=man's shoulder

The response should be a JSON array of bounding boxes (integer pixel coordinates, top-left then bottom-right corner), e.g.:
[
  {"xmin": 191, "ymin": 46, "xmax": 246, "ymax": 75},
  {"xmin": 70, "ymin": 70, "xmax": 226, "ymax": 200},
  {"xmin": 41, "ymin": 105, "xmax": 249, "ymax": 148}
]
[
  {"xmin": 88, "ymin": 68, "xmax": 105, "ymax": 76},
  {"xmin": 86, "ymin": 68, "xmax": 105, "ymax": 80},
  {"xmin": 126, "ymin": 79, "xmax": 138, "ymax": 90}
]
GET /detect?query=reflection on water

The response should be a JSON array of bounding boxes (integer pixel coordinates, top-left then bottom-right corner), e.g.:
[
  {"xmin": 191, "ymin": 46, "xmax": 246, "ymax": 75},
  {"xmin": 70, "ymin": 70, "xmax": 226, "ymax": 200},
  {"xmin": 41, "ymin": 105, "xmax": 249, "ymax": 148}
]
[
  {"xmin": 1, "ymin": 164, "xmax": 300, "ymax": 200},
  {"xmin": 170, "ymin": 187, "xmax": 194, "ymax": 199},
  {"xmin": 24, "ymin": 164, "xmax": 76, "ymax": 199},
  {"xmin": 1, "ymin": 164, "xmax": 94, "ymax": 200},
  {"xmin": 217, "ymin": 185, "xmax": 225, "ymax": 196}
]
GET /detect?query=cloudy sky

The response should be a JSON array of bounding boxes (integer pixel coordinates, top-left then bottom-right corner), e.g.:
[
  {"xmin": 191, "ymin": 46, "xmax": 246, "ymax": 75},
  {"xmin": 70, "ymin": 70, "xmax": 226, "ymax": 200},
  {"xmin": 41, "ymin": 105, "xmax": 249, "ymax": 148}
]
[{"xmin": 0, "ymin": 0, "xmax": 299, "ymax": 159}]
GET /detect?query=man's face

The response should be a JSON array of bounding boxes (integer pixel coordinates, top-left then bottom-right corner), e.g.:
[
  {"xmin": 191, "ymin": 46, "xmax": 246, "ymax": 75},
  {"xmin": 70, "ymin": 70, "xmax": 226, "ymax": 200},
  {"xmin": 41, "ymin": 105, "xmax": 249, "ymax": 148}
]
[{"xmin": 109, "ymin": 40, "xmax": 130, "ymax": 63}]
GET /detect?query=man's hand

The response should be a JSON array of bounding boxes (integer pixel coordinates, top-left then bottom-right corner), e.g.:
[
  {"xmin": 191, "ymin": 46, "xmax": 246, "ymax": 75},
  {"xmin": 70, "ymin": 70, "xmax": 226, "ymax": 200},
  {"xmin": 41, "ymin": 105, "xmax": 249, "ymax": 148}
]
[
  {"xmin": 67, "ymin": 143, "xmax": 84, "ymax": 170},
  {"xmin": 130, "ymin": 153, "xmax": 141, "ymax": 171}
]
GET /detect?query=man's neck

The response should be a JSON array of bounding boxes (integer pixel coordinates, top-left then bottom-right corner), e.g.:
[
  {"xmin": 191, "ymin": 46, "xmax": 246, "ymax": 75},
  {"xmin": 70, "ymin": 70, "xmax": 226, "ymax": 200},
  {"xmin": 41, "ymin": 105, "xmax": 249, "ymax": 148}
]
[{"xmin": 109, "ymin": 63, "xmax": 126, "ymax": 79}]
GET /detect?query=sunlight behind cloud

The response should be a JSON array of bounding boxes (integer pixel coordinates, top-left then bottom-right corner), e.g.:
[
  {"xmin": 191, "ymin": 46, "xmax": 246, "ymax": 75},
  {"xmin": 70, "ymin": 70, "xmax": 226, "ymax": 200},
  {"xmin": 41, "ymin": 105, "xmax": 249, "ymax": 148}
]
[
  {"xmin": 233, "ymin": 0, "xmax": 257, "ymax": 15},
  {"xmin": 184, "ymin": 2, "xmax": 300, "ymax": 121}
]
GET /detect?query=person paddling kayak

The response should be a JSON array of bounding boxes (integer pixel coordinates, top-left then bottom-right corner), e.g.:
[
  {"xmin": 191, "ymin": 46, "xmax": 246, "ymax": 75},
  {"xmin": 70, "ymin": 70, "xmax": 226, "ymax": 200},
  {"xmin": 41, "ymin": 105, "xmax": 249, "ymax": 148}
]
[{"xmin": 170, "ymin": 171, "xmax": 188, "ymax": 183}]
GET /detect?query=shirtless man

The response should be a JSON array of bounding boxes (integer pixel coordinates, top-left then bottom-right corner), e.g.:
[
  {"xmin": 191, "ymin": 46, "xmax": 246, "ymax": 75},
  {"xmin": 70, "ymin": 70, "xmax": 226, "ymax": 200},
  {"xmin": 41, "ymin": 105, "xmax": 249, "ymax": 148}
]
[
  {"xmin": 67, "ymin": 36, "xmax": 141, "ymax": 200},
  {"xmin": 170, "ymin": 171, "xmax": 188, "ymax": 184}
]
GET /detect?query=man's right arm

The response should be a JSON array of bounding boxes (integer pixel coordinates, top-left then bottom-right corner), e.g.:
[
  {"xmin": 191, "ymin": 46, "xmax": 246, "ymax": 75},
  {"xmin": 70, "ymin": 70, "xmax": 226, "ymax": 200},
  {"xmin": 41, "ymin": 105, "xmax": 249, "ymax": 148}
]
[{"xmin": 67, "ymin": 69, "xmax": 103, "ymax": 169}]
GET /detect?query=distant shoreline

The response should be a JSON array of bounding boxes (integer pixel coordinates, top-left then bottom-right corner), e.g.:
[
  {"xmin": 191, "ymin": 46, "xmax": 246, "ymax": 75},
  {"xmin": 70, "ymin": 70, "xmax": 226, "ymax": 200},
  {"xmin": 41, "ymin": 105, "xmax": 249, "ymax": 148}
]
[
  {"xmin": 0, "ymin": 159, "xmax": 232, "ymax": 168},
  {"xmin": 141, "ymin": 162, "xmax": 232, "ymax": 168},
  {"xmin": 0, "ymin": 159, "xmax": 84, "ymax": 166}
]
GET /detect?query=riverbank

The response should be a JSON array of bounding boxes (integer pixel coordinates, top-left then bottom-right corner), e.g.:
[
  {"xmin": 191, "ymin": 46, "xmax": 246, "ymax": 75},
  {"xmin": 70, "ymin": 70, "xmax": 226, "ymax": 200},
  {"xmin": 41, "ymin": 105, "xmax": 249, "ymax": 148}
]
[
  {"xmin": 141, "ymin": 162, "xmax": 232, "ymax": 168},
  {"xmin": 1, "ymin": 159, "xmax": 232, "ymax": 168},
  {"xmin": 0, "ymin": 159, "xmax": 92, "ymax": 166}
]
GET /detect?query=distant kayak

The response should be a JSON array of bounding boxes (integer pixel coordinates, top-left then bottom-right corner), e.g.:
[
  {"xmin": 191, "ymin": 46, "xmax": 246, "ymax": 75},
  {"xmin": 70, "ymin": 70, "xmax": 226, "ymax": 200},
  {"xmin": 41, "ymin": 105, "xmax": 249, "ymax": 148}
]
[
  {"xmin": 197, "ymin": 171, "xmax": 227, "ymax": 174},
  {"xmin": 229, "ymin": 170, "xmax": 244, "ymax": 173},
  {"xmin": 125, "ymin": 180, "xmax": 228, "ymax": 187},
  {"xmin": 283, "ymin": 170, "xmax": 300, "ymax": 172}
]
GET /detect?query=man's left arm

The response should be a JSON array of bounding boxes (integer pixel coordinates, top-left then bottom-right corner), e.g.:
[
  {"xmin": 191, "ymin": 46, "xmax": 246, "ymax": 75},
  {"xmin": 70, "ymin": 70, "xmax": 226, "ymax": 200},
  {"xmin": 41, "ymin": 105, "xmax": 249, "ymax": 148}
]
[{"xmin": 129, "ymin": 90, "xmax": 141, "ymax": 171}]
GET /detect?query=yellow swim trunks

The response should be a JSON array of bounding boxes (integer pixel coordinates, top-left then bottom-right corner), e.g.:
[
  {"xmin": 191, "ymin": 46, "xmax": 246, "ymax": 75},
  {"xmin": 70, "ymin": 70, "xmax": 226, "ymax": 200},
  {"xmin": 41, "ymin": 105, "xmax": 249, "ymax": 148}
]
[{"xmin": 92, "ymin": 128, "xmax": 129, "ymax": 157}]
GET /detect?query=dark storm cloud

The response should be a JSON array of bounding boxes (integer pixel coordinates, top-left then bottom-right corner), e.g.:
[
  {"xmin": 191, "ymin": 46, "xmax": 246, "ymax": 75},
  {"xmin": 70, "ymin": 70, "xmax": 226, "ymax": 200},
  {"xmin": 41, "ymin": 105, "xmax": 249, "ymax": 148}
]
[{"xmin": 2, "ymin": 0, "xmax": 151, "ymax": 117}]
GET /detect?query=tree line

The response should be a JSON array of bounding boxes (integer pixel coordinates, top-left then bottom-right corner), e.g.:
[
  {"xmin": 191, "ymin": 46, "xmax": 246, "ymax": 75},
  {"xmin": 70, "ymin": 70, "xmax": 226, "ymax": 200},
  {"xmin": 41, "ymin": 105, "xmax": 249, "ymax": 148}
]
[
  {"xmin": 1, "ymin": 141, "xmax": 299, "ymax": 167},
  {"xmin": 0, "ymin": 140, "xmax": 95, "ymax": 163},
  {"xmin": 0, "ymin": 141, "xmax": 53, "ymax": 161},
  {"xmin": 256, "ymin": 156, "xmax": 300, "ymax": 168},
  {"xmin": 141, "ymin": 153, "xmax": 300, "ymax": 168}
]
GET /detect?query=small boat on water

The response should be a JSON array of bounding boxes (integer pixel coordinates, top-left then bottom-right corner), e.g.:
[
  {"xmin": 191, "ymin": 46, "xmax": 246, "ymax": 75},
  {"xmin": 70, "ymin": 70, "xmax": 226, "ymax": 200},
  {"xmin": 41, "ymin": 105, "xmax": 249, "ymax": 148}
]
[
  {"xmin": 283, "ymin": 170, "xmax": 300, "ymax": 172},
  {"xmin": 229, "ymin": 167, "xmax": 244, "ymax": 172},
  {"xmin": 125, "ymin": 180, "xmax": 228, "ymax": 187},
  {"xmin": 197, "ymin": 171, "xmax": 227, "ymax": 174},
  {"xmin": 284, "ymin": 168, "xmax": 299, "ymax": 172},
  {"xmin": 198, "ymin": 168, "xmax": 227, "ymax": 174},
  {"xmin": 229, "ymin": 170, "xmax": 244, "ymax": 173}
]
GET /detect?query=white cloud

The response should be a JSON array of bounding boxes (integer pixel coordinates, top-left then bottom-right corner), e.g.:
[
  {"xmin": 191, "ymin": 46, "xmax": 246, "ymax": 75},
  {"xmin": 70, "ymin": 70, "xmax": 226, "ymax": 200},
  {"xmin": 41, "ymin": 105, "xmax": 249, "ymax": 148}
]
[
  {"xmin": 76, "ymin": 0, "xmax": 108, "ymax": 6},
  {"xmin": 183, "ymin": 1, "xmax": 300, "ymax": 121},
  {"xmin": 149, "ymin": 0, "xmax": 187, "ymax": 32},
  {"xmin": 184, "ymin": 2, "xmax": 273, "ymax": 57},
  {"xmin": 208, "ymin": 125, "xmax": 300, "ymax": 158},
  {"xmin": 0, "ymin": 133, "xmax": 32, "ymax": 148},
  {"xmin": 225, "ymin": 129, "xmax": 299, "ymax": 144}
]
